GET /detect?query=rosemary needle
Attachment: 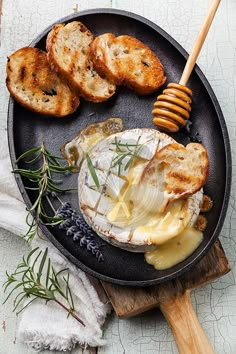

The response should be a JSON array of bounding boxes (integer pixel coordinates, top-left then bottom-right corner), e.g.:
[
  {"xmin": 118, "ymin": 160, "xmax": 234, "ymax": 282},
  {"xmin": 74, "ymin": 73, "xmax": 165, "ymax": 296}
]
[
  {"xmin": 111, "ymin": 137, "xmax": 143, "ymax": 175},
  {"xmin": 13, "ymin": 142, "xmax": 74, "ymax": 243},
  {"xmin": 86, "ymin": 153, "xmax": 100, "ymax": 189},
  {"xmin": 3, "ymin": 247, "xmax": 85, "ymax": 326}
]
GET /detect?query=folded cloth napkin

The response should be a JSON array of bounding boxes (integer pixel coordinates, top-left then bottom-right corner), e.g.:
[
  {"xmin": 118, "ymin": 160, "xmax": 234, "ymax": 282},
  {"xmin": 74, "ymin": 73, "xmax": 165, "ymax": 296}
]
[{"xmin": 0, "ymin": 131, "xmax": 111, "ymax": 351}]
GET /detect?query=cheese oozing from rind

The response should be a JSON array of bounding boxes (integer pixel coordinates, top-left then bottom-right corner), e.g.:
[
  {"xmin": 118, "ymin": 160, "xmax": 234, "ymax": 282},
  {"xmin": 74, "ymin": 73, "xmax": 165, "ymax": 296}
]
[
  {"xmin": 79, "ymin": 129, "xmax": 203, "ymax": 252},
  {"xmin": 61, "ymin": 118, "xmax": 123, "ymax": 170},
  {"xmin": 145, "ymin": 227, "xmax": 203, "ymax": 270}
]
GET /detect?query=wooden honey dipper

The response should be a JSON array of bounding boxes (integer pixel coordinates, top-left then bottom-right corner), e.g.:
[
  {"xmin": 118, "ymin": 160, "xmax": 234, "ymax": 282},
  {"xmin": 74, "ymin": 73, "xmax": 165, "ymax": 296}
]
[{"xmin": 153, "ymin": 0, "xmax": 221, "ymax": 133}]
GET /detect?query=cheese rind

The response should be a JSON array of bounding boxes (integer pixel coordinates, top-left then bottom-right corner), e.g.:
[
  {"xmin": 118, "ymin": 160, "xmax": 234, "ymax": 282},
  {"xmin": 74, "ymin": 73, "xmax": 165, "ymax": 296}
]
[{"xmin": 79, "ymin": 129, "xmax": 203, "ymax": 252}]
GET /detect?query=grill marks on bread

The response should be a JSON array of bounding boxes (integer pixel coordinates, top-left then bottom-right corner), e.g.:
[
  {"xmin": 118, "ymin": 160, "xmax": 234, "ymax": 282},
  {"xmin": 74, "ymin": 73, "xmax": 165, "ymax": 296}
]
[
  {"xmin": 6, "ymin": 47, "xmax": 80, "ymax": 117},
  {"xmin": 90, "ymin": 33, "xmax": 166, "ymax": 94},
  {"xmin": 142, "ymin": 142, "xmax": 209, "ymax": 199},
  {"xmin": 46, "ymin": 22, "xmax": 116, "ymax": 102},
  {"xmin": 7, "ymin": 22, "xmax": 167, "ymax": 115}
]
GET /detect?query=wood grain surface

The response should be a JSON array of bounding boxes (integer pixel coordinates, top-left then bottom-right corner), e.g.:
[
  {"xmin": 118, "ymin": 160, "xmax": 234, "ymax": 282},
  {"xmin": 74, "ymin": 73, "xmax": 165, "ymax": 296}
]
[
  {"xmin": 102, "ymin": 241, "xmax": 230, "ymax": 353},
  {"xmin": 0, "ymin": 1, "xmax": 236, "ymax": 353},
  {"xmin": 102, "ymin": 241, "xmax": 230, "ymax": 318}
]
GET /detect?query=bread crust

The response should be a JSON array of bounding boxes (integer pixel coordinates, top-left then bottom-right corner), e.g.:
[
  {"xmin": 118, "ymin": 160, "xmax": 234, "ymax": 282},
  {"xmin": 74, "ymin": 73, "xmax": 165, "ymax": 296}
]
[
  {"xmin": 90, "ymin": 33, "xmax": 166, "ymax": 94},
  {"xmin": 142, "ymin": 142, "xmax": 209, "ymax": 199},
  {"xmin": 6, "ymin": 47, "xmax": 80, "ymax": 117},
  {"xmin": 46, "ymin": 22, "xmax": 116, "ymax": 102}
]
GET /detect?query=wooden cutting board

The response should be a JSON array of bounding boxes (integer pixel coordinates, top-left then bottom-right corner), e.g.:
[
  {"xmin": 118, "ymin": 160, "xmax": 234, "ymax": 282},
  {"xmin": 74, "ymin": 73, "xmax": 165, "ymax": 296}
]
[{"xmin": 98, "ymin": 241, "xmax": 230, "ymax": 354}]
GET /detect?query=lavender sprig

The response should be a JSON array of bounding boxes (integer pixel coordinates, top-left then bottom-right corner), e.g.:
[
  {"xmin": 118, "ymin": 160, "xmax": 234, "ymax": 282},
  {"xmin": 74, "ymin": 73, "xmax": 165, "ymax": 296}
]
[
  {"xmin": 13, "ymin": 143, "xmax": 104, "ymax": 262},
  {"xmin": 56, "ymin": 202, "xmax": 104, "ymax": 263}
]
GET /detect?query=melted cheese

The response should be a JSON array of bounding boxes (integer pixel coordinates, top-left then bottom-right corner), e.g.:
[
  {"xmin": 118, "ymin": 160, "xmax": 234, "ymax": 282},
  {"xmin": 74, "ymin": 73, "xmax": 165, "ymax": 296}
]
[
  {"xmin": 64, "ymin": 131, "xmax": 105, "ymax": 168},
  {"xmin": 135, "ymin": 200, "xmax": 193, "ymax": 245},
  {"xmin": 145, "ymin": 227, "xmax": 203, "ymax": 270},
  {"xmin": 107, "ymin": 160, "xmax": 148, "ymax": 226},
  {"xmin": 107, "ymin": 159, "xmax": 194, "ymax": 244},
  {"xmin": 63, "ymin": 118, "xmax": 123, "ymax": 169},
  {"xmin": 80, "ymin": 132, "xmax": 106, "ymax": 153}
]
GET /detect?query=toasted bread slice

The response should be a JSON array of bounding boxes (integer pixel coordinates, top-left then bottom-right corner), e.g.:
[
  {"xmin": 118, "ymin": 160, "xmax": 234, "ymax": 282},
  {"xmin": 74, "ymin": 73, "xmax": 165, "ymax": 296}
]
[
  {"xmin": 90, "ymin": 33, "xmax": 166, "ymax": 94},
  {"xmin": 141, "ymin": 142, "xmax": 208, "ymax": 201},
  {"xmin": 6, "ymin": 47, "xmax": 80, "ymax": 117},
  {"xmin": 46, "ymin": 22, "xmax": 116, "ymax": 102}
]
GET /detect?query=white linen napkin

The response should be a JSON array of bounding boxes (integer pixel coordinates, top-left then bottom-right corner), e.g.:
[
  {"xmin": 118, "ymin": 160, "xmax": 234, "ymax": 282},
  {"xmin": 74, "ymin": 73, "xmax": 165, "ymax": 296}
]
[{"xmin": 0, "ymin": 132, "xmax": 111, "ymax": 351}]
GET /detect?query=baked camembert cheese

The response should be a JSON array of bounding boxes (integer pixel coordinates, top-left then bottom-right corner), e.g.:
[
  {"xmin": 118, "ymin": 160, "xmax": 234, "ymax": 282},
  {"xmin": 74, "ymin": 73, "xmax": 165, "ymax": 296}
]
[{"xmin": 78, "ymin": 128, "xmax": 209, "ymax": 269}]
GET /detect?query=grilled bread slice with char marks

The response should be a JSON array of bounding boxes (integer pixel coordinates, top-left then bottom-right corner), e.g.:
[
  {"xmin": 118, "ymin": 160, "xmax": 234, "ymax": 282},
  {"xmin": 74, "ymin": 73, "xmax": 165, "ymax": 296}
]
[
  {"xmin": 141, "ymin": 142, "xmax": 209, "ymax": 203},
  {"xmin": 90, "ymin": 33, "xmax": 166, "ymax": 94},
  {"xmin": 46, "ymin": 21, "xmax": 116, "ymax": 102},
  {"xmin": 6, "ymin": 47, "xmax": 80, "ymax": 117}
]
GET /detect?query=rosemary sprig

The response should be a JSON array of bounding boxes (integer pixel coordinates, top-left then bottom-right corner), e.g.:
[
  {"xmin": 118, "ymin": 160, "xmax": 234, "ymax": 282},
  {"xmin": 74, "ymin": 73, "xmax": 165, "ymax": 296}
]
[
  {"xmin": 3, "ymin": 247, "xmax": 85, "ymax": 326},
  {"xmin": 111, "ymin": 137, "xmax": 143, "ymax": 175},
  {"xmin": 86, "ymin": 153, "xmax": 100, "ymax": 189},
  {"xmin": 13, "ymin": 143, "xmax": 74, "ymax": 242}
]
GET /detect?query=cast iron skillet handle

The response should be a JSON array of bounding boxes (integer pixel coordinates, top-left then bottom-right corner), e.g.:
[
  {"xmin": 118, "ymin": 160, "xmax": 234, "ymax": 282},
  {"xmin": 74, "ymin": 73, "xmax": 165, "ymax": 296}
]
[{"xmin": 159, "ymin": 289, "xmax": 215, "ymax": 354}]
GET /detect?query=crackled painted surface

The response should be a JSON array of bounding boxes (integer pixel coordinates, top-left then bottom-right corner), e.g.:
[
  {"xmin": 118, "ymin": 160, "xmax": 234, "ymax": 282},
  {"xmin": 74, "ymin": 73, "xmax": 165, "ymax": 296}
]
[{"xmin": 0, "ymin": 0, "xmax": 236, "ymax": 353}]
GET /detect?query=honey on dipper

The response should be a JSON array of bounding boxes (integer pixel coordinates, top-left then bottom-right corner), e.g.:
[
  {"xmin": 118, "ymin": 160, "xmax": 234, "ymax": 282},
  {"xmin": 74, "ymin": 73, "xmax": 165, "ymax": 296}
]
[{"xmin": 153, "ymin": 83, "xmax": 192, "ymax": 132}]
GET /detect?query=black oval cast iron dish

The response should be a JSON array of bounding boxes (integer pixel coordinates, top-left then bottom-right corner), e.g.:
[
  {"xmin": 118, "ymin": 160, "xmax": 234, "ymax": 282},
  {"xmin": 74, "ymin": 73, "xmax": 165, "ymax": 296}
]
[{"xmin": 8, "ymin": 9, "xmax": 231, "ymax": 286}]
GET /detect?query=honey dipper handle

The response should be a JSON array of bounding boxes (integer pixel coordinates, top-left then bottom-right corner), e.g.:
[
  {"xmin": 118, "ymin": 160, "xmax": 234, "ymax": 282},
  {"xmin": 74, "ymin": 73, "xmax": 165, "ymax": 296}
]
[
  {"xmin": 160, "ymin": 290, "xmax": 215, "ymax": 354},
  {"xmin": 179, "ymin": 0, "xmax": 221, "ymax": 86}
]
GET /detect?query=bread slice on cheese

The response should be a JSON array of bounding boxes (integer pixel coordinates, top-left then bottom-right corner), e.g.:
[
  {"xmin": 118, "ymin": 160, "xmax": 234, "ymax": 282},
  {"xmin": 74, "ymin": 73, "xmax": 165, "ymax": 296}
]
[
  {"xmin": 90, "ymin": 33, "xmax": 166, "ymax": 94},
  {"xmin": 46, "ymin": 21, "xmax": 116, "ymax": 102},
  {"xmin": 6, "ymin": 47, "xmax": 80, "ymax": 117},
  {"xmin": 141, "ymin": 142, "xmax": 209, "ymax": 202}
]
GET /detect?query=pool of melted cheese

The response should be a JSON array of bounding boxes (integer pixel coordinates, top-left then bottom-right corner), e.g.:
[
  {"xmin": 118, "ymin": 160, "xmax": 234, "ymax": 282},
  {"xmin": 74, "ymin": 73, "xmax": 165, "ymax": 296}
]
[{"xmin": 145, "ymin": 227, "xmax": 203, "ymax": 270}]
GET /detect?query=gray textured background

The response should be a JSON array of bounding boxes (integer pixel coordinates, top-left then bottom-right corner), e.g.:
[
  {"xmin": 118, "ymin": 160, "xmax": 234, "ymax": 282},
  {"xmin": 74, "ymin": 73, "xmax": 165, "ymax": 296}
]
[{"xmin": 0, "ymin": 1, "xmax": 236, "ymax": 353}]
